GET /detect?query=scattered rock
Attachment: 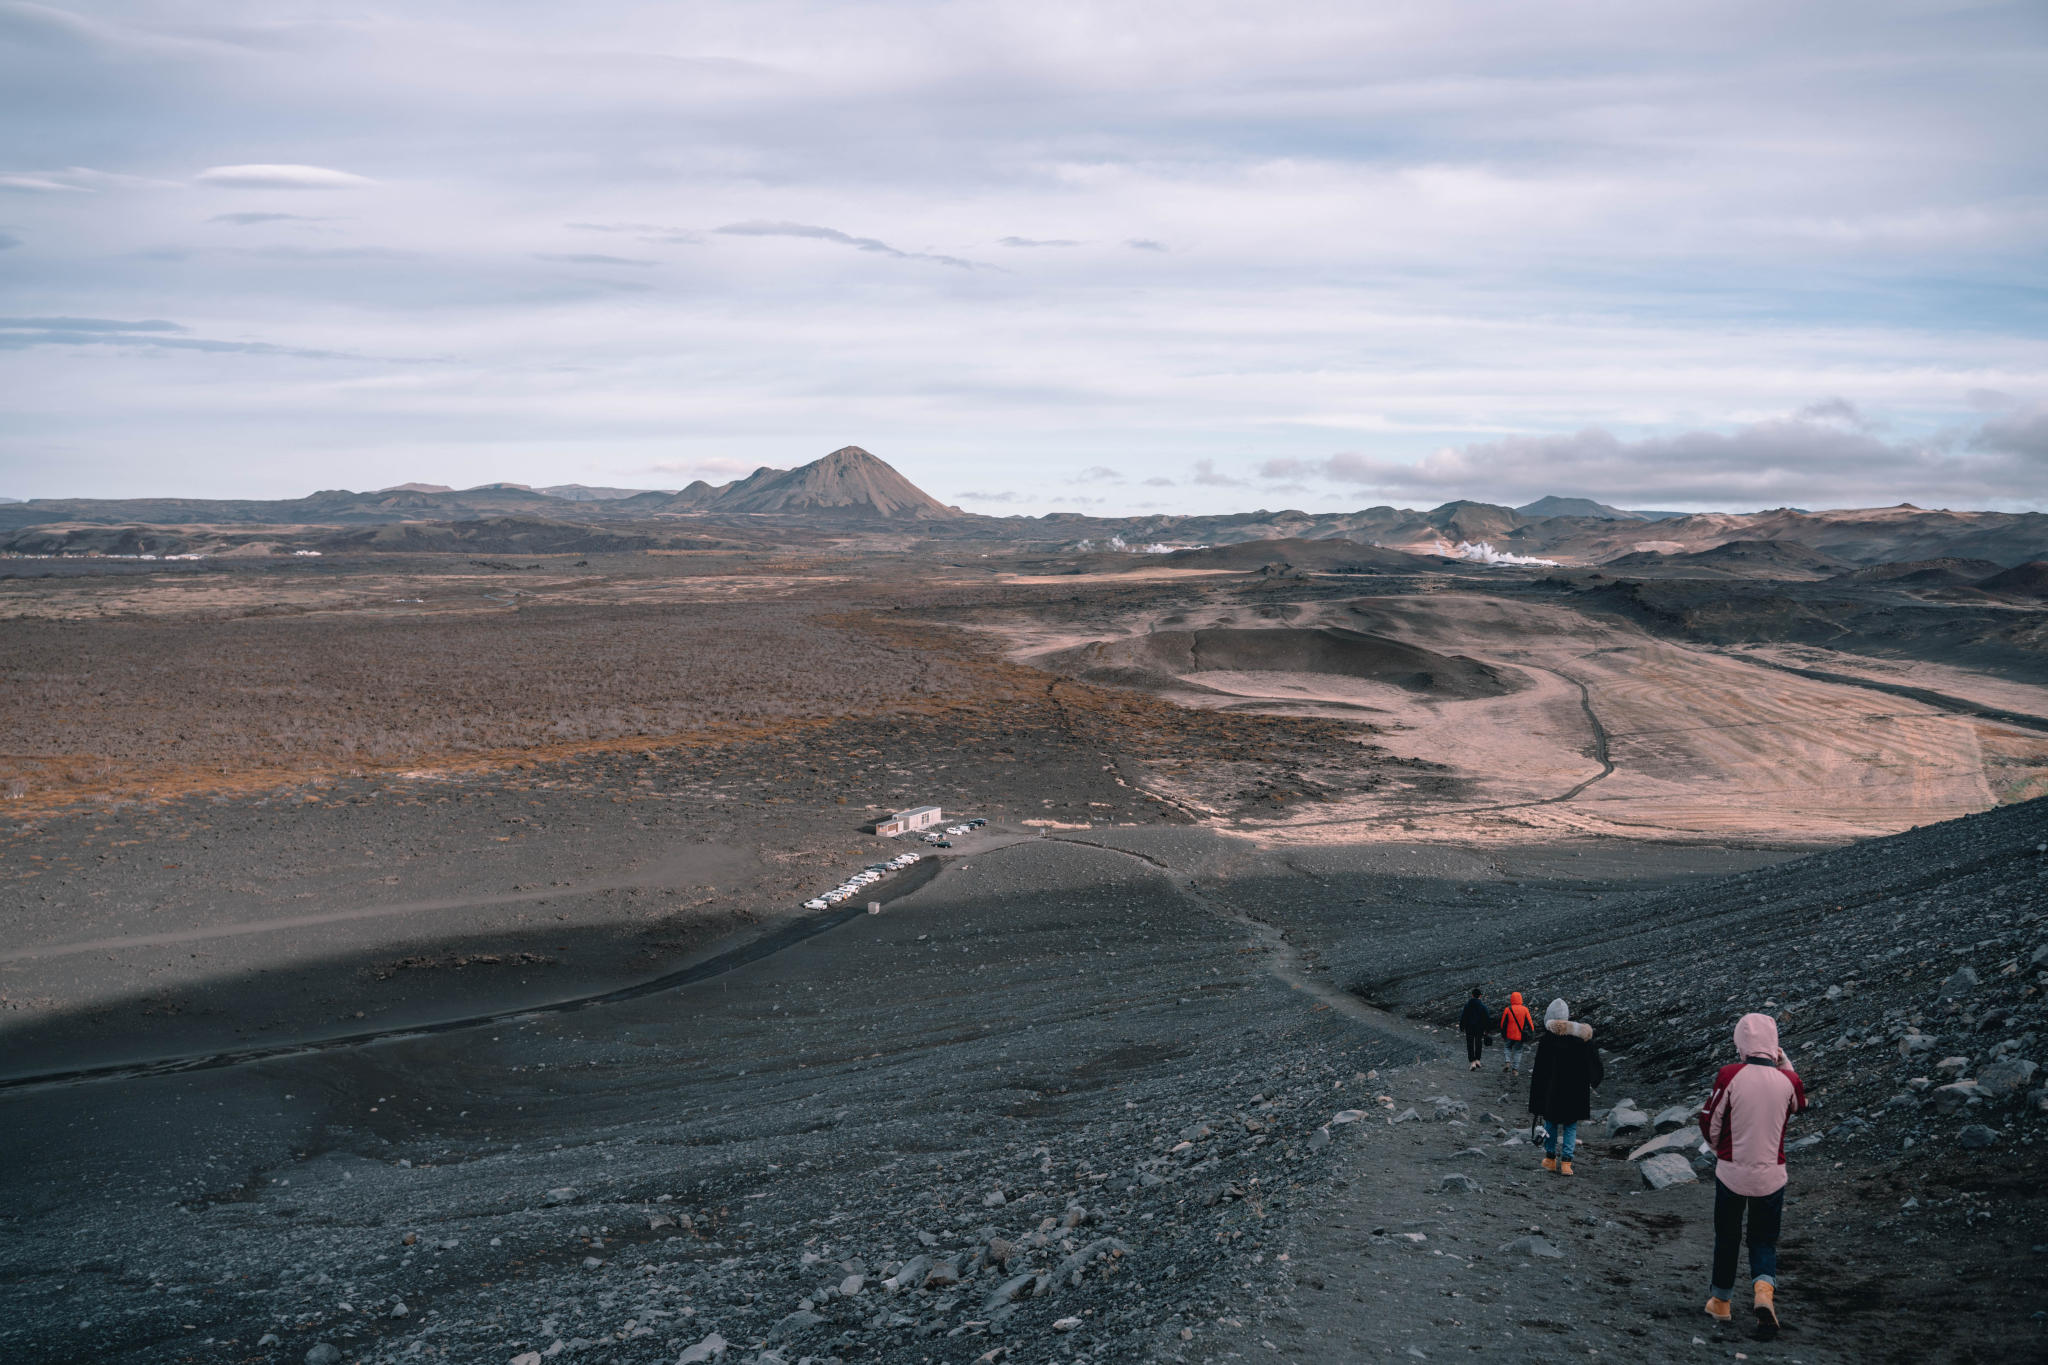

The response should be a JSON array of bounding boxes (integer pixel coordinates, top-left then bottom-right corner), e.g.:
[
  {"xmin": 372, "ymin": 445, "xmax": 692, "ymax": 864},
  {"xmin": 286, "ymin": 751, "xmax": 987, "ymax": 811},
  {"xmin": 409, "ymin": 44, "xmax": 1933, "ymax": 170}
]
[
  {"xmin": 305, "ymin": 1347, "xmax": 341, "ymax": 1365},
  {"xmin": 1651, "ymin": 1105, "xmax": 1693, "ymax": 1133},
  {"xmin": 1977, "ymin": 1059, "xmax": 2038, "ymax": 1094},
  {"xmin": 983, "ymin": 1272, "xmax": 1038, "ymax": 1310},
  {"xmin": 581, "ymin": 1256, "xmax": 604, "ymax": 1270},
  {"xmin": 1639, "ymin": 1152, "xmax": 1699, "ymax": 1189},
  {"xmin": 1627, "ymin": 1129, "xmax": 1699, "ymax": 1162},
  {"xmin": 543, "ymin": 1187, "xmax": 579, "ymax": 1206},
  {"xmin": 884, "ymin": 1255, "xmax": 931, "ymax": 1292},
  {"xmin": 1389, "ymin": 1107, "xmax": 1421, "ymax": 1124},
  {"xmin": 389, "ymin": 1300, "xmax": 408, "ymax": 1318},
  {"xmin": 1935, "ymin": 1056, "xmax": 1971, "ymax": 1075},
  {"xmin": 676, "ymin": 1332, "xmax": 729, "ymax": 1363},
  {"xmin": 1498, "ymin": 1235, "xmax": 1563, "ymax": 1259},
  {"xmin": 1053, "ymin": 1316, "xmax": 1083, "ymax": 1332},
  {"xmin": 1606, "ymin": 1103, "xmax": 1651, "ymax": 1137},
  {"xmin": 1932, "ymin": 1082, "xmax": 1981, "ymax": 1116},
  {"xmin": 1439, "ymin": 1174, "xmax": 1481, "ymax": 1194},
  {"xmin": 1053, "ymin": 1237, "xmax": 1131, "ymax": 1288},
  {"xmin": 771, "ymin": 1311, "xmax": 825, "ymax": 1340},
  {"xmin": 1958, "ymin": 1124, "xmax": 1999, "ymax": 1149},
  {"xmin": 1938, "ymin": 965, "xmax": 1980, "ymax": 1000}
]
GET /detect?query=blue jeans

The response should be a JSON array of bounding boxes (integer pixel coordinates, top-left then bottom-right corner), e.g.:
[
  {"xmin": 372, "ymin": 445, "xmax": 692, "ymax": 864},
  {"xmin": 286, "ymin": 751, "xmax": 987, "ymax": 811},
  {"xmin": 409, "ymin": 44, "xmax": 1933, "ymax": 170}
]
[
  {"xmin": 1505, "ymin": 1040, "xmax": 1525, "ymax": 1070},
  {"xmin": 1710, "ymin": 1177, "xmax": 1783, "ymax": 1298},
  {"xmin": 1543, "ymin": 1120, "xmax": 1577, "ymax": 1162}
]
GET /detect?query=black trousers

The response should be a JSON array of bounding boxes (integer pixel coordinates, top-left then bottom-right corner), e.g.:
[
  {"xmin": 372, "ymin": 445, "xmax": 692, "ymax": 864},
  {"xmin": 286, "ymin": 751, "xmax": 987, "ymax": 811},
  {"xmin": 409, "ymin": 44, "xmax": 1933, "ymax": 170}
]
[{"xmin": 1465, "ymin": 1031, "xmax": 1485, "ymax": 1063}]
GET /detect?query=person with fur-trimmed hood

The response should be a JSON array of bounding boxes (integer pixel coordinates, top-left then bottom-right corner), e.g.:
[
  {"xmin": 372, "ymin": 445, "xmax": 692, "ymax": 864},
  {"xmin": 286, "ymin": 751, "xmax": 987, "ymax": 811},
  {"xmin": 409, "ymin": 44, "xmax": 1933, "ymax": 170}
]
[
  {"xmin": 1698, "ymin": 1012, "xmax": 1806, "ymax": 1334},
  {"xmin": 1526, "ymin": 998, "xmax": 1601, "ymax": 1176}
]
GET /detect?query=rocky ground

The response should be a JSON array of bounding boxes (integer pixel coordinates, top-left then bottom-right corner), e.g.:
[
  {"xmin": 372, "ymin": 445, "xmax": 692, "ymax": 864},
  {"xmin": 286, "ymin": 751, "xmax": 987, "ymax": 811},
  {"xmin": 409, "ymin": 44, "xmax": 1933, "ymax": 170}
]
[
  {"xmin": 5, "ymin": 550, "xmax": 2048, "ymax": 1365},
  {"xmin": 6, "ymin": 802, "xmax": 2047, "ymax": 1364}
]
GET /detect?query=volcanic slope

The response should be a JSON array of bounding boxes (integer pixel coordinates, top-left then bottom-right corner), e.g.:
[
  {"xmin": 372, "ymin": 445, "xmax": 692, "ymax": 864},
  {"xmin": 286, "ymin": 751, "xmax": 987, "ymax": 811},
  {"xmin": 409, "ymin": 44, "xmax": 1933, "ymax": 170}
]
[{"xmin": 5, "ymin": 802, "xmax": 2045, "ymax": 1363}]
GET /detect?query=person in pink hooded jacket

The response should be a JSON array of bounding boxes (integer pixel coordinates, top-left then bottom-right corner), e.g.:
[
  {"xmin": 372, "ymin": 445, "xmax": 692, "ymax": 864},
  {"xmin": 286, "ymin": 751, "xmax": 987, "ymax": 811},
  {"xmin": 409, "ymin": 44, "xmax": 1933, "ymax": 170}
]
[{"xmin": 1698, "ymin": 1012, "xmax": 1806, "ymax": 1333}]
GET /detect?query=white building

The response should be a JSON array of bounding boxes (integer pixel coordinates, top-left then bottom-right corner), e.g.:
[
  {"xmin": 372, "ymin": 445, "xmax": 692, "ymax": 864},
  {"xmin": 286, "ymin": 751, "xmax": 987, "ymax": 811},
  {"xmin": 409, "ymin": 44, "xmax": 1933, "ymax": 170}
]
[{"xmin": 875, "ymin": 805, "xmax": 942, "ymax": 837}]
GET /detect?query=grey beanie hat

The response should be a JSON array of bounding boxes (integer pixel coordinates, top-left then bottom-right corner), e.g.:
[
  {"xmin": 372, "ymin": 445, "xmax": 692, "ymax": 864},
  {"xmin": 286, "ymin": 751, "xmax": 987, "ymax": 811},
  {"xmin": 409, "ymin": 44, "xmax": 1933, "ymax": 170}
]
[{"xmin": 1544, "ymin": 998, "xmax": 1570, "ymax": 1023}]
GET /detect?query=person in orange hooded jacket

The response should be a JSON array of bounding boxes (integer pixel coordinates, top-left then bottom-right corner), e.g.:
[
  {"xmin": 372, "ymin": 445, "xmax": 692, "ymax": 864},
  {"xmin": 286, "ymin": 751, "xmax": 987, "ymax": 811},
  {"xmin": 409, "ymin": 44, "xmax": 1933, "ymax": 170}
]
[{"xmin": 1498, "ymin": 992, "xmax": 1535, "ymax": 1074}]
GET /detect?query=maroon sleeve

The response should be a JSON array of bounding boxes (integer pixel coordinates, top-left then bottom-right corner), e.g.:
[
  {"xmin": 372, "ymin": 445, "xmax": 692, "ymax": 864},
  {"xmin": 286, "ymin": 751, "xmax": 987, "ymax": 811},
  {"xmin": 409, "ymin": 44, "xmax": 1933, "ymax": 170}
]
[{"xmin": 1783, "ymin": 1067, "xmax": 1807, "ymax": 1114}]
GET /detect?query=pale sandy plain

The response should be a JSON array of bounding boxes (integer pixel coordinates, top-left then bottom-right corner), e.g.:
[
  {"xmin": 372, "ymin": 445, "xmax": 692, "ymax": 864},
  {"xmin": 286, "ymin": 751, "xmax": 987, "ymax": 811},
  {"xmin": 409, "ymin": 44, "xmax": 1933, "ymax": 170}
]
[{"xmin": 986, "ymin": 587, "xmax": 2048, "ymax": 850}]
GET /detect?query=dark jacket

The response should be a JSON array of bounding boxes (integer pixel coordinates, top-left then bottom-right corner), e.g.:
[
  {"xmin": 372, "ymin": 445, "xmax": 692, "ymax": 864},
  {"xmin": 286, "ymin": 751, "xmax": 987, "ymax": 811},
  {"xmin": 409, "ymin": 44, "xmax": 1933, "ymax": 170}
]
[
  {"xmin": 1458, "ymin": 998, "xmax": 1490, "ymax": 1035},
  {"xmin": 1528, "ymin": 1018, "xmax": 1604, "ymax": 1124}
]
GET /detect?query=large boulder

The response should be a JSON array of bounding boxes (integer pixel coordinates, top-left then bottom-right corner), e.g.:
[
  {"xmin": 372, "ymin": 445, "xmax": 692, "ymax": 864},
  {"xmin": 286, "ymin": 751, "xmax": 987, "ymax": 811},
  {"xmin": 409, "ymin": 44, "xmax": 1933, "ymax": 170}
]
[
  {"xmin": 1976, "ymin": 1059, "xmax": 2038, "ymax": 1095},
  {"xmin": 1639, "ymin": 1152, "xmax": 1698, "ymax": 1189},
  {"xmin": 1652, "ymin": 1105, "xmax": 1693, "ymax": 1133},
  {"xmin": 1627, "ymin": 1129, "xmax": 1699, "ymax": 1162},
  {"xmin": 1606, "ymin": 1102, "xmax": 1652, "ymax": 1137},
  {"xmin": 1932, "ymin": 1081, "xmax": 1982, "ymax": 1116}
]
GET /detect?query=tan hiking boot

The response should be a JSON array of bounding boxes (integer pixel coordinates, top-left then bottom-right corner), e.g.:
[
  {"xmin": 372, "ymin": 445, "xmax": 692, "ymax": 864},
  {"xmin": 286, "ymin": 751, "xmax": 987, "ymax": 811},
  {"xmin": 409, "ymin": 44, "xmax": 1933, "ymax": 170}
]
[
  {"xmin": 1559, "ymin": 1160, "xmax": 1574, "ymax": 1177},
  {"xmin": 1540, "ymin": 1156, "xmax": 1556, "ymax": 1172},
  {"xmin": 1753, "ymin": 1281, "xmax": 1779, "ymax": 1331},
  {"xmin": 1704, "ymin": 1297, "xmax": 1732, "ymax": 1323}
]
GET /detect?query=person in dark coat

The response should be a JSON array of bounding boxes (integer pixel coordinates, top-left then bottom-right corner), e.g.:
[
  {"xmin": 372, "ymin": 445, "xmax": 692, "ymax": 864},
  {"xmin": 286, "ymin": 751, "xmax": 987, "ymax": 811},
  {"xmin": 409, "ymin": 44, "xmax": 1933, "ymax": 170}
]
[
  {"xmin": 1527, "ymin": 997, "xmax": 1602, "ymax": 1176},
  {"xmin": 1458, "ymin": 987, "xmax": 1490, "ymax": 1070}
]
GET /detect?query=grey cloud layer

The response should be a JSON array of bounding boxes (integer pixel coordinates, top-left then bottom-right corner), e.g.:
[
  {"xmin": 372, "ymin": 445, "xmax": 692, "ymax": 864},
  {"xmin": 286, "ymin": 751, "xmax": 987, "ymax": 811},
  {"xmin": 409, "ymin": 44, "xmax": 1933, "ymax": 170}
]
[
  {"xmin": 714, "ymin": 221, "xmax": 992, "ymax": 271},
  {"xmin": 0, "ymin": 0, "xmax": 2042, "ymax": 505},
  {"xmin": 1260, "ymin": 405, "xmax": 2048, "ymax": 510}
]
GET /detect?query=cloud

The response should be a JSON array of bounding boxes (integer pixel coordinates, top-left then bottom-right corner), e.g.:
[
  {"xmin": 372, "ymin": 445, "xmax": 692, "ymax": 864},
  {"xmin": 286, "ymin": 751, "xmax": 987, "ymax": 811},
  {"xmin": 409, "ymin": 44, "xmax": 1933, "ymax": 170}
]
[
  {"xmin": 208, "ymin": 212, "xmax": 328, "ymax": 225},
  {"xmin": 1190, "ymin": 459, "xmax": 1245, "ymax": 486},
  {"xmin": 1974, "ymin": 404, "xmax": 2048, "ymax": 461},
  {"xmin": 532, "ymin": 253, "xmax": 659, "ymax": 267},
  {"xmin": 1794, "ymin": 396, "xmax": 1880, "ymax": 431},
  {"xmin": 1285, "ymin": 405, "xmax": 2048, "ymax": 510},
  {"xmin": 195, "ymin": 164, "xmax": 375, "ymax": 190},
  {"xmin": 232, "ymin": 245, "xmax": 417, "ymax": 261},
  {"xmin": 0, "ymin": 316, "xmax": 363, "ymax": 360},
  {"xmin": 0, "ymin": 174, "xmax": 85, "ymax": 193},
  {"xmin": 715, "ymin": 220, "xmax": 988, "ymax": 270},
  {"xmin": 1143, "ymin": 477, "xmax": 1176, "ymax": 487},
  {"xmin": 1124, "ymin": 239, "xmax": 1167, "ymax": 252},
  {"xmin": 955, "ymin": 489, "xmax": 1021, "ymax": 502},
  {"xmin": 1073, "ymin": 465, "xmax": 1121, "ymax": 482},
  {"xmin": 567, "ymin": 222, "xmax": 705, "ymax": 244},
  {"xmin": 999, "ymin": 236, "xmax": 1079, "ymax": 248},
  {"xmin": 637, "ymin": 458, "xmax": 756, "ymax": 478},
  {"xmin": 0, "ymin": 315, "xmax": 187, "ymax": 332},
  {"xmin": 0, "ymin": 230, "xmax": 18, "ymax": 249},
  {"xmin": 1967, "ymin": 388, "xmax": 2020, "ymax": 412}
]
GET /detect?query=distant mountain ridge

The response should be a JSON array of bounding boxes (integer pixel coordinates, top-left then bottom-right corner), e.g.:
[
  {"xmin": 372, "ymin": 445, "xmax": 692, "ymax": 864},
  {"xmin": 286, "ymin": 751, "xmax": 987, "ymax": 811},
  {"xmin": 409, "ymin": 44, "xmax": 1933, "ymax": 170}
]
[
  {"xmin": 0, "ymin": 446, "xmax": 960, "ymax": 531},
  {"xmin": 3, "ymin": 464, "xmax": 2045, "ymax": 567},
  {"xmin": 612, "ymin": 446, "xmax": 961, "ymax": 519},
  {"xmin": 1514, "ymin": 495, "xmax": 1687, "ymax": 522}
]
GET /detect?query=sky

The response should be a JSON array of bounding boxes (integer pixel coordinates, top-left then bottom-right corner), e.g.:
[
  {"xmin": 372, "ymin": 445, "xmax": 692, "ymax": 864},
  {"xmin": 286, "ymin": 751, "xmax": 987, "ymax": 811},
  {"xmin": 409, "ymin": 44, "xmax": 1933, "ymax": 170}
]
[{"xmin": 1, "ymin": 0, "xmax": 2045, "ymax": 517}]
